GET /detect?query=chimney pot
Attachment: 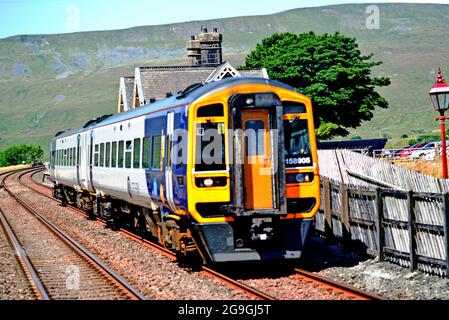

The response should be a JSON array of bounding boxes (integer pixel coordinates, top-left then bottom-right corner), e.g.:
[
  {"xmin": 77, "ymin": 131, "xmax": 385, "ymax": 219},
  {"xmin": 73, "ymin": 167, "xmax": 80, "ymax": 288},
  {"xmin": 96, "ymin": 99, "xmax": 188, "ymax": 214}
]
[
  {"xmin": 203, "ymin": 27, "xmax": 208, "ymax": 33},
  {"xmin": 213, "ymin": 28, "xmax": 218, "ymax": 32},
  {"xmin": 191, "ymin": 35, "xmax": 195, "ymax": 40}
]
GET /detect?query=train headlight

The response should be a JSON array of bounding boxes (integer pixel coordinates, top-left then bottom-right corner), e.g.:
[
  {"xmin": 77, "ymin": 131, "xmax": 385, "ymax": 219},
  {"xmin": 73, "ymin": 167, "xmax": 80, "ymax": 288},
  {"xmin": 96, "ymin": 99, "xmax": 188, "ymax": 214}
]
[
  {"xmin": 296, "ymin": 174, "xmax": 305, "ymax": 183},
  {"xmin": 203, "ymin": 178, "xmax": 214, "ymax": 187},
  {"xmin": 286, "ymin": 172, "xmax": 314, "ymax": 184}
]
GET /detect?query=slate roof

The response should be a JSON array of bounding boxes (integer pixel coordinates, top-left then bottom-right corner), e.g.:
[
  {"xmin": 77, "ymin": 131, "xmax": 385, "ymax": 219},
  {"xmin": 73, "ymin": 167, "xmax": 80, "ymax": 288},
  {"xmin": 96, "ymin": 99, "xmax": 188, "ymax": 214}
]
[
  {"xmin": 317, "ymin": 139, "xmax": 388, "ymax": 155},
  {"xmin": 138, "ymin": 66, "xmax": 215, "ymax": 102},
  {"xmin": 135, "ymin": 62, "xmax": 268, "ymax": 104}
]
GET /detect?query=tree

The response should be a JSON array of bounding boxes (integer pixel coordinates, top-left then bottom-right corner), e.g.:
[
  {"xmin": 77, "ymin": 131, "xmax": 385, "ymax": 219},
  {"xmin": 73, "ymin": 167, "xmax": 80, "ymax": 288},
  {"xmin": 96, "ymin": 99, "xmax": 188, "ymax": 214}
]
[
  {"xmin": 0, "ymin": 144, "xmax": 43, "ymax": 167},
  {"xmin": 242, "ymin": 32, "xmax": 391, "ymax": 140}
]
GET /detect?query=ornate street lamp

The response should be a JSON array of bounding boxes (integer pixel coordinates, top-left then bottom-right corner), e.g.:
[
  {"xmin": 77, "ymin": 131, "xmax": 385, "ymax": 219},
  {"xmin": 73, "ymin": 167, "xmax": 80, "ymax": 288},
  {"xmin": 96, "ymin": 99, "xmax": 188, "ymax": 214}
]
[{"xmin": 429, "ymin": 67, "xmax": 449, "ymax": 178}]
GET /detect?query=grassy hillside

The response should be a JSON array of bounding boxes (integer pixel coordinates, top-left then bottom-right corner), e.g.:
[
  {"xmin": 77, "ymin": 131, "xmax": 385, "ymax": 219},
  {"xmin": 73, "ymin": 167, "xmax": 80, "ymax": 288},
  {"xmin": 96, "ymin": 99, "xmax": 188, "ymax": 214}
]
[{"xmin": 1, "ymin": 3, "xmax": 449, "ymax": 158}]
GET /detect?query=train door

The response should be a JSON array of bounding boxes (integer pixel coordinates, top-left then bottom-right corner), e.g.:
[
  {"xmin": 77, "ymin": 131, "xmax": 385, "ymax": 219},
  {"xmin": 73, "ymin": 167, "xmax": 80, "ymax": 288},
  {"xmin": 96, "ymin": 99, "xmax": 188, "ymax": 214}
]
[
  {"xmin": 230, "ymin": 92, "xmax": 287, "ymax": 215},
  {"xmin": 241, "ymin": 109, "xmax": 274, "ymax": 210},
  {"xmin": 86, "ymin": 130, "xmax": 95, "ymax": 192},
  {"xmin": 76, "ymin": 134, "xmax": 81, "ymax": 187},
  {"xmin": 165, "ymin": 112, "xmax": 176, "ymax": 212}
]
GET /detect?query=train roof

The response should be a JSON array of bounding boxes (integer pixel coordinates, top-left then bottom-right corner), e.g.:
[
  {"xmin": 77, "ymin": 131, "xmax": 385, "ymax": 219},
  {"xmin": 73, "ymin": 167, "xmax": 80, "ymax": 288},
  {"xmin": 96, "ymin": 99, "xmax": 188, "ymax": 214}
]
[{"xmin": 53, "ymin": 77, "xmax": 303, "ymax": 140}]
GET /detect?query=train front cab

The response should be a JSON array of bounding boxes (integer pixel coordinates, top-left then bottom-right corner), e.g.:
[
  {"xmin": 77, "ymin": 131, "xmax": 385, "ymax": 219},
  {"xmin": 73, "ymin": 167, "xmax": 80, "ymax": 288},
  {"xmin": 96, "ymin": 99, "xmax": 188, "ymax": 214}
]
[{"xmin": 187, "ymin": 83, "xmax": 320, "ymax": 263}]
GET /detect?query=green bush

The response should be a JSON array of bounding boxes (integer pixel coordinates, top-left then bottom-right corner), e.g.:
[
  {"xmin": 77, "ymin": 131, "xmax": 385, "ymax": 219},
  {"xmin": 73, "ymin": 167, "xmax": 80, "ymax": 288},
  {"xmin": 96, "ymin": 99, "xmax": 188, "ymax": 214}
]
[{"xmin": 0, "ymin": 144, "xmax": 43, "ymax": 167}]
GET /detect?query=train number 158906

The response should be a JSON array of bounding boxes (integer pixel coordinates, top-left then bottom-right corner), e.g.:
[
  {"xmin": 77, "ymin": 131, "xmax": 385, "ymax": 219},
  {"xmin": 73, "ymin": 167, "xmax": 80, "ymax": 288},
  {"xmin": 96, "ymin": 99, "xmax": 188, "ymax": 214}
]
[{"xmin": 285, "ymin": 157, "xmax": 311, "ymax": 166}]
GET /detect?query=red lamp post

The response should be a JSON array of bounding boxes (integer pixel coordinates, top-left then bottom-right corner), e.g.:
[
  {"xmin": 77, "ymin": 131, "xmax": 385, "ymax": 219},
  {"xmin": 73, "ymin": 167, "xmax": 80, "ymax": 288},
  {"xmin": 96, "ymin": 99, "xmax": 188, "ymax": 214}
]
[{"xmin": 429, "ymin": 67, "xmax": 449, "ymax": 179}]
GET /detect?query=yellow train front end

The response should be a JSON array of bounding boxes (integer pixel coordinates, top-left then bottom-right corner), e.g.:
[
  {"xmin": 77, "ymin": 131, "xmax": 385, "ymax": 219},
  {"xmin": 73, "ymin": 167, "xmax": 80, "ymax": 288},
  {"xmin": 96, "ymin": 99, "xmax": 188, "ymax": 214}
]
[{"xmin": 185, "ymin": 79, "xmax": 319, "ymax": 263}]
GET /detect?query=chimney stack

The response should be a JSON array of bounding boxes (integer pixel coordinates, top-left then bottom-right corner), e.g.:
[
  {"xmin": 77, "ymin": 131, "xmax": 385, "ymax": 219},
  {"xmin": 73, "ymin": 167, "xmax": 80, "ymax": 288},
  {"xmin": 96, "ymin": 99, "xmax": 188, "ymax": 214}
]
[{"xmin": 187, "ymin": 27, "xmax": 222, "ymax": 67}]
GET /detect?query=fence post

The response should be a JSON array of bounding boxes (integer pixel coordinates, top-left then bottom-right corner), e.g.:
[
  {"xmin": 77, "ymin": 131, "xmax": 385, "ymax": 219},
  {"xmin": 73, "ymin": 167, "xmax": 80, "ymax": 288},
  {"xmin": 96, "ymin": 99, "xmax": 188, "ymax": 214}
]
[
  {"xmin": 443, "ymin": 193, "xmax": 449, "ymax": 278},
  {"xmin": 323, "ymin": 179, "xmax": 333, "ymax": 240},
  {"xmin": 375, "ymin": 188, "xmax": 384, "ymax": 261},
  {"xmin": 340, "ymin": 183, "xmax": 350, "ymax": 245},
  {"xmin": 407, "ymin": 190, "xmax": 417, "ymax": 271}
]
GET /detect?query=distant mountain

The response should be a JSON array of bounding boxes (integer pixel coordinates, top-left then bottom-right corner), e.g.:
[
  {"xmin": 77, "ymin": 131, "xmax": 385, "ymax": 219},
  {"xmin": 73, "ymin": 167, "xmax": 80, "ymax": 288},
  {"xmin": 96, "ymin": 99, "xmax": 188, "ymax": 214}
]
[{"xmin": 1, "ymin": 3, "xmax": 448, "ymax": 157}]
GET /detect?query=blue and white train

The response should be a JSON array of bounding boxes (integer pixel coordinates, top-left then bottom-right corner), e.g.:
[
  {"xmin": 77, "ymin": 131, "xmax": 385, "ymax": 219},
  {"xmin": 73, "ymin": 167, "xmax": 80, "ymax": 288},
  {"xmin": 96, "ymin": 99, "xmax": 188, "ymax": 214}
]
[{"xmin": 50, "ymin": 77, "xmax": 320, "ymax": 263}]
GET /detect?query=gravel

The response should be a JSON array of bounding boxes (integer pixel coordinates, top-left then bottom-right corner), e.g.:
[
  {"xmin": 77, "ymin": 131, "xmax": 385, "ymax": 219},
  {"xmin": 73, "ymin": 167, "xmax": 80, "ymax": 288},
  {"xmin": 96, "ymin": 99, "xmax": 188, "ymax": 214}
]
[
  {"xmin": 299, "ymin": 235, "xmax": 449, "ymax": 300},
  {"xmin": 7, "ymin": 174, "xmax": 252, "ymax": 300},
  {"xmin": 0, "ymin": 224, "xmax": 35, "ymax": 300},
  {"xmin": 28, "ymin": 170, "xmax": 449, "ymax": 300}
]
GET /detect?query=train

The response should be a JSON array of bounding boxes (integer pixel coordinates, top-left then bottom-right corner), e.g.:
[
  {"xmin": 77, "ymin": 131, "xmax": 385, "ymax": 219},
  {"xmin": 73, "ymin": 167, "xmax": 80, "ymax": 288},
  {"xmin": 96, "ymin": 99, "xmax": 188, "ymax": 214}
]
[{"xmin": 49, "ymin": 77, "xmax": 320, "ymax": 263}]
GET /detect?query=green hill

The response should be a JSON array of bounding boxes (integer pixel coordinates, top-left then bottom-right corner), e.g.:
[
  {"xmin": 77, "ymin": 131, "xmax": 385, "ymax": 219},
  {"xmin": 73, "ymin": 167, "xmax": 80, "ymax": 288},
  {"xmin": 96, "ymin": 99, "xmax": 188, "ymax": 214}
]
[{"xmin": 1, "ymin": 3, "xmax": 448, "ymax": 157}]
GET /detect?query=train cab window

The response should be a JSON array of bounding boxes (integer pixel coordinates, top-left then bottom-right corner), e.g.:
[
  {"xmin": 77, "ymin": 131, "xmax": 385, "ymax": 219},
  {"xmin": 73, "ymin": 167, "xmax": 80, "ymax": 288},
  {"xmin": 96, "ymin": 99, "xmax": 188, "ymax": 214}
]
[
  {"xmin": 197, "ymin": 103, "xmax": 224, "ymax": 117},
  {"xmin": 142, "ymin": 137, "xmax": 151, "ymax": 169},
  {"xmin": 283, "ymin": 101, "xmax": 306, "ymax": 114},
  {"xmin": 133, "ymin": 138, "xmax": 141, "ymax": 169},
  {"xmin": 284, "ymin": 118, "xmax": 312, "ymax": 168},
  {"xmin": 111, "ymin": 142, "xmax": 117, "ymax": 168},
  {"xmin": 94, "ymin": 144, "xmax": 99, "ymax": 167},
  {"xmin": 151, "ymin": 136, "xmax": 161, "ymax": 170},
  {"xmin": 195, "ymin": 122, "xmax": 226, "ymax": 171},
  {"xmin": 125, "ymin": 140, "xmax": 132, "ymax": 169},
  {"xmin": 100, "ymin": 143, "xmax": 105, "ymax": 167},
  {"xmin": 105, "ymin": 142, "xmax": 111, "ymax": 167},
  {"xmin": 118, "ymin": 141, "xmax": 124, "ymax": 167}
]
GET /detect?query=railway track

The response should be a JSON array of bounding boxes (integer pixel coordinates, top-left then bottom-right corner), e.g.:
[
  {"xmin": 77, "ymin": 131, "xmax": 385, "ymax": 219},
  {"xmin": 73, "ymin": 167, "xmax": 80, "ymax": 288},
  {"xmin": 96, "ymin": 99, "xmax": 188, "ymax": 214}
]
[
  {"xmin": 22, "ymin": 167, "xmax": 385, "ymax": 300},
  {"xmin": 0, "ymin": 168, "xmax": 146, "ymax": 300},
  {"xmin": 293, "ymin": 268, "xmax": 384, "ymax": 300},
  {"xmin": 19, "ymin": 167, "xmax": 275, "ymax": 300}
]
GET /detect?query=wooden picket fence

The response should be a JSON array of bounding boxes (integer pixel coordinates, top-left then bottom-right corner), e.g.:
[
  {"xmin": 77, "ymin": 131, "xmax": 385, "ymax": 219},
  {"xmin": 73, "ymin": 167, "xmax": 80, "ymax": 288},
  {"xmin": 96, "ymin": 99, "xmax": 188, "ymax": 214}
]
[{"xmin": 316, "ymin": 150, "xmax": 449, "ymax": 277}]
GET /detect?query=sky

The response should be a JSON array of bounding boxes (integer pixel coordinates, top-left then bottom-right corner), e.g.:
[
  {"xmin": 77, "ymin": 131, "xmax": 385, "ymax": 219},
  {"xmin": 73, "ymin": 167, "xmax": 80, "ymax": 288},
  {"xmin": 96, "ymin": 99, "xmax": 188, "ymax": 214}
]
[{"xmin": 0, "ymin": 0, "xmax": 448, "ymax": 39}]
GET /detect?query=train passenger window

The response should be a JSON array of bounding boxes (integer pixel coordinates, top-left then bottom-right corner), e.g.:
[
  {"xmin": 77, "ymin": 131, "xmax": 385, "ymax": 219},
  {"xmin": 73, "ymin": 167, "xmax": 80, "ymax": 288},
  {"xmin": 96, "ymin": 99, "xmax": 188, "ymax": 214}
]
[
  {"xmin": 133, "ymin": 138, "xmax": 141, "ymax": 169},
  {"xmin": 118, "ymin": 141, "xmax": 124, "ymax": 167},
  {"xmin": 151, "ymin": 136, "xmax": 161, "ymax": 170},
  {"xmin": 125, "ymin": 140, "xmax": 132, "ymax": 169},
  {"xmin": 197, "ymin": 103, "xmax": 224, "ymax": 117},
  {"xmin": 94, "ymin": 144, "xmax": 99, "ymax": 167},
  {"xmin": 111, "ymin": 142, "xmax": 117, "ymax": 168},
  {"xmin": 142, "ymin": 137, "xmax": 151, "ymax": 169},
  {"xmin": 64, "ymin": 149, "xmax": 67, "ymax": 166},
  {"xmin": 100, "ymin": 143, "xmax": 105, "ymax": 167},
  {"xmin": 105, "ymin": 142, "xmax": 111, "ymax": 167}
]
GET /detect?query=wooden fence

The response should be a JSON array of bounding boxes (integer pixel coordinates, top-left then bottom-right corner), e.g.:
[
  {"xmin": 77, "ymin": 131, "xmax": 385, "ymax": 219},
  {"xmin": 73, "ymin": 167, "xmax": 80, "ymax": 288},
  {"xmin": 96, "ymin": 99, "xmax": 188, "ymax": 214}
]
[{"xmin": 316, "ymin": 150, "xmax": 449, "ymax": 277}]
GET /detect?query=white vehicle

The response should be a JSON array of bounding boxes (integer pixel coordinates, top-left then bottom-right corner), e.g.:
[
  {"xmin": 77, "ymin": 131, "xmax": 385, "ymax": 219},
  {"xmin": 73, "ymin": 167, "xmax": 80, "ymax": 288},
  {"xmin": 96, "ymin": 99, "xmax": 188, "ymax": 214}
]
[{"xmin": 410, "ymin": 142, "xmax": 437, "ymax": 159}]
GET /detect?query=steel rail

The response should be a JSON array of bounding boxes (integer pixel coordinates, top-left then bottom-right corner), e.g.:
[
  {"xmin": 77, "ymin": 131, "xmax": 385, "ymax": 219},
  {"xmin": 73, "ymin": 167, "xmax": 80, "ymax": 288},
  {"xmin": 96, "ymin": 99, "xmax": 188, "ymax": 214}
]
[
  {"xmin": 0, "ymin": 207, "xmax": 49, "ymax": 300},
  {"xmin": 21, "ymin": 168, "xmax": 276, "ymax": 300},
  {"xmin": 2, "ymin": 169, "xmax": 147, "ymax": 300},
  {"xmin": 294, "ymin": 267, "xmax": 385, "ymax": 300}
]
